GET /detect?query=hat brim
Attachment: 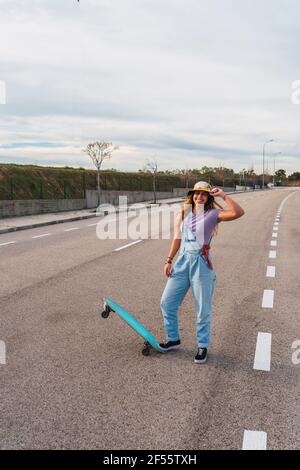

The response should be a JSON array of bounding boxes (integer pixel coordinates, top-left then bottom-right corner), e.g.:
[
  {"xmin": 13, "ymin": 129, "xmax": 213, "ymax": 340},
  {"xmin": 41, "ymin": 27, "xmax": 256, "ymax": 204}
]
[{"xmin": 187, "ymin": 188, "xmax": 211, "ymax": 196}]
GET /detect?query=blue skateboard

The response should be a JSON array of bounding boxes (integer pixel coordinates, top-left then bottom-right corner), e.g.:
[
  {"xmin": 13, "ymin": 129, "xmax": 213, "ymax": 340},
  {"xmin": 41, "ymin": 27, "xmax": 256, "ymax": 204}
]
[{"xmin": 101, "ymin": 298, "xmax": 165, "ymax": 356}]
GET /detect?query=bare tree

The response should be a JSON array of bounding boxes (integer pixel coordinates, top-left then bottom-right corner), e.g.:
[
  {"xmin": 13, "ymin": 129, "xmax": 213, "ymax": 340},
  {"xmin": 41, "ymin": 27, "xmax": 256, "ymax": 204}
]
[
  {"xmin": 83, "ymin": 141, "xmax": 117, "ymax": 205},
  {"xmin": 145, "ymin": 159, "xmax": 158, "ymax": 204}
]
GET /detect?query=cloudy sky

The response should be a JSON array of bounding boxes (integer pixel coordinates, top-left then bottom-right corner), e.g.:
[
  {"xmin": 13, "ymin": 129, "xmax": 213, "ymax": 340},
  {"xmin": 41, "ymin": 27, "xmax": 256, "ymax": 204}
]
[{"xmin": 0, "ymin": 0, "xmax": 300, "ymax": 175}]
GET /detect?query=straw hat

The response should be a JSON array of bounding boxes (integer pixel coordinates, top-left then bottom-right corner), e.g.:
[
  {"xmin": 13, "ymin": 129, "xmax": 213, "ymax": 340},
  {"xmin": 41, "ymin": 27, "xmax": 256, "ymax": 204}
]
[{"xmin": 187, "ymin": 181, "xmax": 212, "ymax": 196}]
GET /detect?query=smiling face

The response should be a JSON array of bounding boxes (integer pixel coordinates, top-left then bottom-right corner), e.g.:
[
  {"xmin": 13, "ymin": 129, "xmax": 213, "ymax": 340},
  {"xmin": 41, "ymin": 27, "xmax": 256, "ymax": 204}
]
[{"xmin": 193, "ymin": 190, "xmax": 209, "ymax": 206}]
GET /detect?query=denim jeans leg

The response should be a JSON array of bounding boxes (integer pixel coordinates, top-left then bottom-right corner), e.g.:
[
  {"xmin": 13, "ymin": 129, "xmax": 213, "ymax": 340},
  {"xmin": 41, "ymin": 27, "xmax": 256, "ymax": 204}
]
[
  {"xmin": 160, "ymin": 255, "xmax": 190, "ymax": 342},
  {"xmin": 190, "ymin": 255, "xmax": 216, "ymax": 348}
]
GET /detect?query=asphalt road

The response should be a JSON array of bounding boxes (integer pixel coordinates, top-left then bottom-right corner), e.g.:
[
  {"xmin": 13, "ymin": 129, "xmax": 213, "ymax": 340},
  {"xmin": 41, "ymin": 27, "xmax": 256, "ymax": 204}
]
[{"xmin": 0, "ymin": 189, "xmax": 299, "ymax": 450}]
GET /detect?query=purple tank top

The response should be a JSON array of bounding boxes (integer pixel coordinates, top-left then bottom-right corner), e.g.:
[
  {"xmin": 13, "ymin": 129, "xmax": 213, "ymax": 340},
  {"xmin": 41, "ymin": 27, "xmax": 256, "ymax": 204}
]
[{"xmin": 184, "ymin": 208, "xmax": 221, "ymax": 245}]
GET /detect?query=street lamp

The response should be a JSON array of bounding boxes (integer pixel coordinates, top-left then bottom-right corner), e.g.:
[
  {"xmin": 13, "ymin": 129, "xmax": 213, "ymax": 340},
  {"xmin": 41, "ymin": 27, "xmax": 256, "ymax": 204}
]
[
  {"xmin": 263, "ymin": 139, "xmax": 274, "ymax": 189},
  {"xmin": 273, "ymin": 152, "xmax": 282, "ymax": 186}
]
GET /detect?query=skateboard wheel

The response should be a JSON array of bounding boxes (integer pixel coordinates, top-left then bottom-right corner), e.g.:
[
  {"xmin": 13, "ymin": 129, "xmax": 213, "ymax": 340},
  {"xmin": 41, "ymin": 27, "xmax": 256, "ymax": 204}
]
[
  {"xmin": 142, "ymin": 346, "xmax": 150, "ymax": 356},
  {"xmin": 101, "ymin": 310, "xmax": 110, "ymax": 319}
]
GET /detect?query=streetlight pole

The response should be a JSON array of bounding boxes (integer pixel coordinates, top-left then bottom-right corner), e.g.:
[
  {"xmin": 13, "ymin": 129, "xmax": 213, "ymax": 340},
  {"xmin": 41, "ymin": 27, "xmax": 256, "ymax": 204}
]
[
  {"xmin": 263, "ymin": 139, "xmax": 274, "ymax": 189},
  {"xmin": 273, "ymin": 152, "xmax": 281, "ymax": 186}
]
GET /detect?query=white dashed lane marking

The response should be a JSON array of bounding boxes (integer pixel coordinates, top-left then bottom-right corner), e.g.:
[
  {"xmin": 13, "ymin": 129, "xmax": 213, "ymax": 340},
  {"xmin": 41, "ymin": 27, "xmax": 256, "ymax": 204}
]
[
  {"xmin": 32, "ymin": 233, "xmax": 51, "ymax": 239},
  {"xmin": 114, "ymin": 240, "xmax": 143, "ymax": 252},
  {"xmin": 242, "ymin": 430, "xmax": 267, "ymax": 450},
  {"xmin": 272, "ymin": 233, "xmax": 278, "ymax": 238},
  {"xmin": 64, "ymin": 227, "xmax": 80, "ymax": 232},
  {"xmin": 262, "ymin": 289, "xmax": 274, "ymax": 308},
  {"xmin": 270, "ymin": 240, "xmax": 277, "ymax": 247},
  {"xmin": 269, "ymin": 250, "xmax": 277, "ymax": 259},
  {"xmin": 266, "ymin": 266, "xmax": 276, "ymax": 278},
  {"xmin": 253, "ymin": 332, "xmax": 272, "ymax": 371}
]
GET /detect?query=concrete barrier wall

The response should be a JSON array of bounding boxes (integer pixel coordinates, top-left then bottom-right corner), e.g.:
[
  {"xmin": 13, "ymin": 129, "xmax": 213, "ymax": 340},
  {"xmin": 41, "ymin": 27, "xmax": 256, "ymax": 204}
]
[
  {"xmin": 0, "ymin": 199, "xmax": 86, "ymax": 218},
  {"xmin": 0, "ymin": 191, "xmax": 174, "ymax": 218},
  {"xmin": 235, "ymin": 185, "xmax": 255, "ymax": 191},
  {"xmin": 86, "ymin": 190, "xmax": 174, "ymax": 209},
  {"xmin": 173, "ymin": 188, "xmax": 189, "ymax": 197}
]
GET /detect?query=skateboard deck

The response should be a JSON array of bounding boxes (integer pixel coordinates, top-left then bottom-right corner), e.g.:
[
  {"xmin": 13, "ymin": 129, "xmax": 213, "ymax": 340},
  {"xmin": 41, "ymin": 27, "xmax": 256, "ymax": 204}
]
[{"xmin": 101, "ymin": 298, "xmax": 165, "ymax": 355}]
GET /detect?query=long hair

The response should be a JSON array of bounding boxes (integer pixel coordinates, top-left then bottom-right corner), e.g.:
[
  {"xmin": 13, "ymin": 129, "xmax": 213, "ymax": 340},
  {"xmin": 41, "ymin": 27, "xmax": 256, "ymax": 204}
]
[{"xmin": 180, "ymin": 192, "xmax": 223, "ymax": 239}]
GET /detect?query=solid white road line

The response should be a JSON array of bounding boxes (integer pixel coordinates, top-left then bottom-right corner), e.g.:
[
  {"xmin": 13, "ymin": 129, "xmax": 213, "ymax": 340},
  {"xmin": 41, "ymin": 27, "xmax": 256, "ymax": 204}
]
[
  {"xmin": 270, "ymin": 240, "xmax": 277, "ymax": 247},
  {"xmin": 272, "ymin": 233, "xmax": 278, "ymax": 238},
  {"xmin": 266, "ymin": 266, "xmax": 276, "ymax": 278},
  {"xmin": 262, "ymin": 289, "xmax": 274, "ymax": 308},
  {"xmin": 242, "ymin": 430, "xmax": 267, "ymax": 450},
  {"xmin": 32, "ymin": 233, "xmax": 51, "ymax": 239},
  {"xmin": 269, "ymin": 250, "xmax": 277, "ymax": 259},
  {"xmin": 64, "ymin": 227, "xmax": 79, "ymax": 232},
  {"xmin": 277, "ymin": 190, "xmax": 297, "ymax": 213},
  {"xmin": 114, "ymin": 240, "xmax": 143, "ymax": 252},
  {"xmin": 253, "ymin": 332, "xmax": 272, "ymax": 371},
  {"xmin": 0, "ymin": 240, "xmax": 16, "ymax": 246}
]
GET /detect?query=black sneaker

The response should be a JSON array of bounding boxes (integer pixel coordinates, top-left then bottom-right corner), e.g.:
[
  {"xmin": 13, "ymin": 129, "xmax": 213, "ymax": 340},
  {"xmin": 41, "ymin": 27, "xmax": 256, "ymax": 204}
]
[
  {"xmin": 159, "ymin": 339, "xmax": 181, "ymax": 351},
  {"xmin": 194, "ymin": 347, "xmax": 207, "ymax": 364}
]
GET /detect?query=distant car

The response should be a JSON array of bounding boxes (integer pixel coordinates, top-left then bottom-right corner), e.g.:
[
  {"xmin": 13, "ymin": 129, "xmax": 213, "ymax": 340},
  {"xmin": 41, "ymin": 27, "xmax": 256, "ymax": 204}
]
[{"xmin": 267, "ymin": 183, "xmax": 274, "ymax": 189}]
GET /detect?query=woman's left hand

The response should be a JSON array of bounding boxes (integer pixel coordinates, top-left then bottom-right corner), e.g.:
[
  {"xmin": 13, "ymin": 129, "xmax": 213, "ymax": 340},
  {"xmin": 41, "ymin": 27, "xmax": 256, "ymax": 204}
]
[{"xmin": 210, "ymin": 187, "xmax": 225, "ymax": 199}]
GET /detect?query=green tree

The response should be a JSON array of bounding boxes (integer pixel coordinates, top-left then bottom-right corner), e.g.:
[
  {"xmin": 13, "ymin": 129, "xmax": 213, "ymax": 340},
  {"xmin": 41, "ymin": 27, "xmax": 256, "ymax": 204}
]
[
  {"xmin": 288, "ymin": 172, "xmax": 300, "ymax": 180},
  {"xmin": 275, "ymin": 169, "xmax": 286, "ymax": 180}
]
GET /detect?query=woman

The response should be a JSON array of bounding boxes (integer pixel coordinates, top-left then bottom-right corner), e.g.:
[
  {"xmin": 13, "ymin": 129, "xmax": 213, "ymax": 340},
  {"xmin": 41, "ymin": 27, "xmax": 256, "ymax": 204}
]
[{"xmin": 159, "ymin": 181, "xmax": 245, "ymax": 363}]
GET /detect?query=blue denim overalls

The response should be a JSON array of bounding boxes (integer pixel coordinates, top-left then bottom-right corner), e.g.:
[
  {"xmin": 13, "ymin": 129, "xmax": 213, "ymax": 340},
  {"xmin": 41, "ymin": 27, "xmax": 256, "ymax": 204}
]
[{"xmin": 160, "ymin": 222, "xmax": 216, "ymax": 348}]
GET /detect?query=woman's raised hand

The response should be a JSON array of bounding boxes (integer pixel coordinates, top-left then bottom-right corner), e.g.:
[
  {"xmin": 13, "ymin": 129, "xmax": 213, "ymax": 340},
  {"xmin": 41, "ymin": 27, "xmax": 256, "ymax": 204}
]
[{"xmin": 210, "ymin": 187, "xmax": 226, "ymax": 199}]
